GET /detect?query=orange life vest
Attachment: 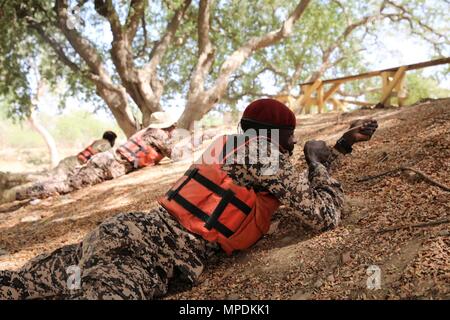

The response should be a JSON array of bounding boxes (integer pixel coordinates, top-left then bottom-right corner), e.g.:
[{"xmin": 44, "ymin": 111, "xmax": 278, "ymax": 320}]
[
  {"xmin": 77, "ymin": 143, "xmax": 98, "ymax": 164},
  {"xmin": 158, "ymin": 134, "xmax": 280, "ymax": 255},
  {"xmin": 117, "ymin": 129, "xmax": 165, "ymax": 168}
]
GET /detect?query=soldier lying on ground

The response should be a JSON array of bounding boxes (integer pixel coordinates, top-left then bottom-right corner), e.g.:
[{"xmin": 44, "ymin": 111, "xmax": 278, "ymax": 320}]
[
  {"xmin": 14, "ymin": 112, "xmax": 192, "ymax": 201},
  {"xmin": 54, "ymin": 130, "xmax": 118, "ymax": 176},
  {"xmin": 0, "ymin": 131, "xmax": 117, "ymax": 204},
  {"xmin": 0, "ymin": 99, "xmax": 378, "ymax": 299}
]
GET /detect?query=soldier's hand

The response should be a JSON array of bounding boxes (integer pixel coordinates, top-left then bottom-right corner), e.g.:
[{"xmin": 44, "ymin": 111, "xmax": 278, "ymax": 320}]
[
  {"xmin": 342, "ymin": 119, "xmax": 378, "ymax": 144},
  {"xmin": 303, "ymin": 140, "xmax": 331, "ymax": 166}
]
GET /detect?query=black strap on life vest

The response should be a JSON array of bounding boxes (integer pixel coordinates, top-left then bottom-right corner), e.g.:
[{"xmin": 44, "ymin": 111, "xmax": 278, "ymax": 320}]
[
  {"xmin": 84, "ymin": 147, "xmax": 95, "ymax": 157},
  {"xmin": 78, "ymin": 146, "xmax": 94, "ymax": 162},
  {"xmin": 120, "ymin": 138, "xmax": 152, "ymax": 168},
  {"xmin": 130, "ymin": 139, "xmax": 148, "ymax": 154},
  {"xmin": 166, "ymin": 167, "xmax": 252, "ymax": 238}
]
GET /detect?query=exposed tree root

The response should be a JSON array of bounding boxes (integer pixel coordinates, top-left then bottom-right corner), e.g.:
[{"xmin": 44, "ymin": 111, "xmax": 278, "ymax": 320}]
[
  {"xmin": 376, "ymin": 217, "xmax": 450, "ymax": 234},
  {"xmin": 356, "ymin": 166, "xmax": 450, "ymax": 192}
]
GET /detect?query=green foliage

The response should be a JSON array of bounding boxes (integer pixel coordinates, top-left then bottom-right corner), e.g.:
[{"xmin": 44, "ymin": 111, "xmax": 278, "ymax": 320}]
[
  {"xmin": 52, "ymin": 110, "xmax": 123, "ymax": 145},
  {"xmin": 0, "ymin": 0, "xmax": 448, "ymax": 134},
  {"xmin": 0, "ymin": 109, "xmax": 123, "ymax": 149},
  {"xmin": 347, "ymin": 71, "xmax": 450, "ymax": 106},
  {"xmin": 0, "ymin": 0, "xmax": 106, "ymax": 120},
  {"xmin": 221, "ymin": 0, "xmax": 449, "ymax": 107},
  {"xmin": 404, "ymin": 71, "xmax": 450, "ymax": 105}
]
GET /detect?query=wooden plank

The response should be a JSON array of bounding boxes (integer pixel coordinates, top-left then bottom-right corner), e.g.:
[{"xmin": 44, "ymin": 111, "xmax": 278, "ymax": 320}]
[
  {"xmin": 300, "ymin": 57, "xmax": 450, "ymax": 86},
  {"xmin": 323, "ymin": 82, "xmax": 342, "ymax": 102},
  {"xmin": 299, "ymin": 79, "xmax": 322, "ymax": 106},
  {"xmin": 380, "ymin": 67, "xmax": 407, "ymax": 104},
  {"xmin": 337, "ymin": 99, "xmax": 372, "ymax": 106},
  {"xmin": 275, "ymin": 95, "xmax": 289, "ymax": 103},
  {"xmin": 330, "ymin": 98, "xmax": 344, "ymax": 111},
  {"xmin": 276, "ymin": 94, "xmax": 303, "ymax": 111}
]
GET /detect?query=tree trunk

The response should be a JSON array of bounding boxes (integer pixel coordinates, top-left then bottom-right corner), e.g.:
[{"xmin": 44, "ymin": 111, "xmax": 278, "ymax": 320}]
[
  {"xmin": 109, "ymin": 39, "xmax": 163, "ymax": 126},
  {"xmin": 28, "ymin": 112, "xmax": 60, "ymax": 169},
  {"xmin": 177, "ymin": 94, "xmax": 214, "ymax": 130},
  {"xmin": 95, "ymin": 85, "xmax": 137, "ymax": 138},
  {"xmin": 178, "ymin": 0, "xmax": 312, "ymax": 129}
]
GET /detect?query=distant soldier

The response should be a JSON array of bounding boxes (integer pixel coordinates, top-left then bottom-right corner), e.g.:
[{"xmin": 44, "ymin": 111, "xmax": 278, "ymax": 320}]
[
  {"xmin": 15, "ymin": 112, "xmax": 191, "ymax": 200},
  {"xmin": 0, "ymin": 131, "xmax": 117, "ymax": 204},
  {"xmin": 0, "ymin": 99, "xmax": 378, "ymax": 300},
  {"xmin": 52, "ymin": 130, "xmax": 118, "ymax": 177}
]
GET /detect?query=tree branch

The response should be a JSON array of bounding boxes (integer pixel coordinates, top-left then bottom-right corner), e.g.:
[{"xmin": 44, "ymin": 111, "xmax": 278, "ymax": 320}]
[
  {"xmin": 27, "ymin": 20, "xmax": 80, "ymax": 74},
  {"xmin": 356, "ymin": 166, "xmax": 450, "ymax": 192},
  {"xmin": 55, "ymin": 0, "xmax": 126, "ymax": 94},
  {"xmin": 382, "ymin": 0, "xmax": 449, "ymax": 42},
  {"xmin": 207, "ymin": 0, "xmax": 311, "ymax": 102},
  {"xmin": 94, "ymin": 0, "xmax": 122, "ymax": 37},
  {"xmin": 135, "ymin": 15, "xmax": 148, "ymax": 58},
  {"xmin": 26, "ymin": 16, "xmax": 124, "ymax": 95},
  {"xmin": 188, "ymin": 0, "xmax": 215, "ymax": 95},
  {"xmin": 306, "ymin": 14, "xmax": 381, "ymax": 83},
  {"xmin": 125, "ymin": 0, "xmax": 147, "ymax": 44},
  {"xmin": 283, "ymin": 61, "xmax": 304, "ymax": 93},
  {"xmin": 144, "ymin": 0, "xmax": 192, "ymax": 76},
  {"xmin": 376, "ymin": 217, "xmax": 450, "ymax": 234}
]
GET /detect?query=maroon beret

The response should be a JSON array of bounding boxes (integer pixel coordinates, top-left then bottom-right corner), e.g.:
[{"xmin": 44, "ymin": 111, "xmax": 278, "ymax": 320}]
[{"xmin": 241, "ymin": 98, "xmax": 296, "ymax": 129}]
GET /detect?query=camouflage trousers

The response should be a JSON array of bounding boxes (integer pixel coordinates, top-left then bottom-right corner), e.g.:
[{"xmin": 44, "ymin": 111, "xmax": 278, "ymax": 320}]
[
  {"xmin": 0, "ymin": 206, "xmax": 215, "ymax": 300},
  {"xmin": 16, "ymin": 151, "xmax": 133, "ymax": 200},
  {"xmin": 1, "ymin": 156, "xmax": 81, "ymax": 203}
]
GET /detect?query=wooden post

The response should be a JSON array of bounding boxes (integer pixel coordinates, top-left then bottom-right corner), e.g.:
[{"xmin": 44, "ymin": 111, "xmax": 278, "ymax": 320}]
[
  {"xmin": 293, "ymin": 94, "xmax": 303, "ymax": 114},
  {"xmin": 395, "ymin": 72, "xmax": 407, "ymax": 107},
  {"xmin": 287, "ymin": 95, "xmax": 297, "ymax": 110},
  {"xmin": 299, "ymin": 80, "xmax": 322, "ymax": 107},
  {"xmin": 380, "ymin": 67, "xmax": 407, "ymax": 106},
  {"xmin": 330, "ymin": 98, "xmax": 339, "ymax": 112},
  {"xmin": 323, "ymin": 82, "xmax": 342, "ymax": 102},
  {"xmin": 317, "ymin": 84, "xmax": 324, "ymax": 113},
  {"xmin": 299, "ymin": 85, "xmax": 309, "ymax": 114},
  {"xmin": 275, "ymin": 94, "xmax": 289, "ymax": 106},
  {"xmin": 381, "ymin": 71, "xmax": 392, "ymax": 106},
  {"xmin": 330, "ymin": 98, "xmax": 344, "ymax": 112},
  {"xmin": 295, "ymin": 58, "xmax": 450, "ymax": 111}
]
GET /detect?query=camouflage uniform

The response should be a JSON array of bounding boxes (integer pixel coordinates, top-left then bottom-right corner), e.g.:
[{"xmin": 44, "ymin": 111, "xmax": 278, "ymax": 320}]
[
  {"xmin": 0, "ymin": 207, "xmax": 215, "ymax": 299},
  {"xmin": 1, "ymin": 136, "xmax": 344, "ymax": 300},
  {"xmin": 15, "ymin": 128, "xmax": 190, "ymax": 201},
  {"xmin": 0, "ymin": 139, "xmax": 112, "ymax": 204},
  {"xmin": 51, "ymin": 138, "xmax": 113, "ymax": 178}
]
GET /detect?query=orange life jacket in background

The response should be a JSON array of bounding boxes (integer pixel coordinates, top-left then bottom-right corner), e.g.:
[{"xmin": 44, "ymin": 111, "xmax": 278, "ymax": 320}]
[
  {"xmin": 159, "ymin": 134, "xmax": 280, "ymax": 255},
  {"xmin": 117, "ymin": 129, "xmax": 165, "ymax": 169},
  {"xmin": 77, "ymin": 143, "xmax": 98, "ymax": 164}
]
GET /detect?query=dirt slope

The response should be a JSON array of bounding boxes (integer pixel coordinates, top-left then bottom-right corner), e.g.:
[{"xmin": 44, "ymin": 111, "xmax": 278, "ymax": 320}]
[{"xmin": 0, "ymin": 98, "xmax": 449, "ymax": 299}]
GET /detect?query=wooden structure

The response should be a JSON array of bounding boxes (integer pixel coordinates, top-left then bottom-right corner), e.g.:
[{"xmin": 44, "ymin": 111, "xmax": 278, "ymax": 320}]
[{"xmin": 276, "ymin": 57, "xmax": 450, "ymax": 114}]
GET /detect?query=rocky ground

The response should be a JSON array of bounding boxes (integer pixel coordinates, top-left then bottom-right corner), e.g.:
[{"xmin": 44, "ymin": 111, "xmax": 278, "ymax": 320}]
[{"xmin": 0, "ymin": 98, "xmax": 449, "ymax": 299}]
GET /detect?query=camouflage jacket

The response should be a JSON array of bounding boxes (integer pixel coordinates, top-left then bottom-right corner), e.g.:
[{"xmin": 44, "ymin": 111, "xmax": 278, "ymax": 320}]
[
  {"xmin": 90, "ymin": 138, "xmax": 114, "ymax": 155},
  {"xmin": 55, "ymin": 139, "xmax": 113, "ymax": 173},
  {"xmin": 219, "ymin": 136, "xmax": 345, "ymax": 231},
  {"xmin": 116, "ymin": 127, "xmax": 193, "ymax": 164}
]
